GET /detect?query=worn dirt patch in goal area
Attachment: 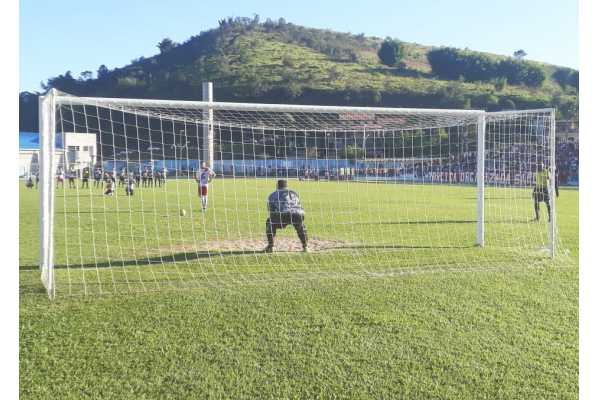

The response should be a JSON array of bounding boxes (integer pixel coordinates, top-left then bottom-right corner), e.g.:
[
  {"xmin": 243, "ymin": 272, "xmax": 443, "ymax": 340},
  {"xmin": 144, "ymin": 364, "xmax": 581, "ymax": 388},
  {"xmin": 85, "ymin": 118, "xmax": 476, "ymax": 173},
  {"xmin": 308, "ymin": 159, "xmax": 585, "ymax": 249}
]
[{"xmin": 160, "ymin": 237, "xmax": 355, "ymax": 255}]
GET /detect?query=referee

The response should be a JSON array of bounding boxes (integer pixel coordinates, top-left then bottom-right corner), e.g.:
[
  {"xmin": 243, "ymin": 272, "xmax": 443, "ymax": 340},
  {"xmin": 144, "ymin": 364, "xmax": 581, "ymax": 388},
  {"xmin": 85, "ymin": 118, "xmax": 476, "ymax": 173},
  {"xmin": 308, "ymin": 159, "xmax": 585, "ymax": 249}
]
[
  {"xmin": 533, "ymin": 163, "xmax": 552, "ymax": 222},
  {"xmin": 265, "ymin": 180, "xmax": 308, "ymax": 253}
]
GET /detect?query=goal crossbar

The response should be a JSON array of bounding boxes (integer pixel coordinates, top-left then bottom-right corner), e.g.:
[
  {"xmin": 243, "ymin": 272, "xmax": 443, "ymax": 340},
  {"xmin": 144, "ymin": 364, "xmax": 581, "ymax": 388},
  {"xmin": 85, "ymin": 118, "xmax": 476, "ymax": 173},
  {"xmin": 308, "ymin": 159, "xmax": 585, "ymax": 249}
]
[{"xmin": 54, "ymin": 93, "xmax": 487, "ymax": 116}]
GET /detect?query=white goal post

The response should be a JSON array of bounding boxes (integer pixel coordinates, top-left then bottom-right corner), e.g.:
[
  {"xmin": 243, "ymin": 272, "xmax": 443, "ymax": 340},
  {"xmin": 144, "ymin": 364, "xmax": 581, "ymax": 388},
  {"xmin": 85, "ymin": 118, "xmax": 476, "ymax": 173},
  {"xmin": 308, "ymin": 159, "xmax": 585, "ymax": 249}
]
[{"xmin": 38, "ymin": 86, "xmax": 558, "ymax": 299}]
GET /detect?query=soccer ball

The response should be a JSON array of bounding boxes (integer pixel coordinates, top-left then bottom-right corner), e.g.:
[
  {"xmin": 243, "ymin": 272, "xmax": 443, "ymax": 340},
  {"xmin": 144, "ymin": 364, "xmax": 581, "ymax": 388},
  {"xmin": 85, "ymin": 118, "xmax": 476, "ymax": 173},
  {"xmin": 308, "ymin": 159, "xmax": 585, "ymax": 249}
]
[{"xmin": 180, "ymin": 209, "xmax": 187, "ymax": 217}]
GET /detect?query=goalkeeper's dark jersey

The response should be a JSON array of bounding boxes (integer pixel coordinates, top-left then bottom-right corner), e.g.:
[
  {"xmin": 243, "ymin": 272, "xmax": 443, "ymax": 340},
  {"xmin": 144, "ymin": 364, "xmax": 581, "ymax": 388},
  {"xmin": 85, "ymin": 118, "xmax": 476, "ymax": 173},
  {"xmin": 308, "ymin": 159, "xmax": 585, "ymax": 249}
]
[{"xmin": 267, "ymin": 189, "xmax": 304, "ymax": 215}]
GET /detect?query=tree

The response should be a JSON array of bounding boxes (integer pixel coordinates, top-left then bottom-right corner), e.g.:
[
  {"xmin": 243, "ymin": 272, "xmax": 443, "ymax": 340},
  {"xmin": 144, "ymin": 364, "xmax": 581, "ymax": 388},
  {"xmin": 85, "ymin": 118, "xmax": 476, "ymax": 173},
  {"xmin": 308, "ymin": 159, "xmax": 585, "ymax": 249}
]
[
  {"xmin": 569, "ymin": 71, "xmax": 579, "ymax": 90},
  {"xmin": 79, "ymin": 71, "xmax": 92, "ymax": 81},
  {"xmin": 282, "ymin": 54, "xmax": 294, "ymax": 68},
  {"xmin": 552, "ymin": 67, "xmax": 572, "ymax": 89},
  {"xmin": 552, "ymin": 94, "xmax": 578, "ymax": 119},
  {"xmin": 283, "ymin": 82, "xmax": 302, "ymax": 99},
  {"xmin": 19, "ymin": 92, "xmax": 40, "ymax": 132},
  {"xmin": 42, "ymin": 71, "xmax": 77, "ymax": 92},
  {"xmin": 554, "ymin": 68, "xmax": 579, "ymax": 91},
  {"xmin": 97, "ymin": 65, "xmax": 109, "ymax": 79},
  {"xmin": 497, "ymin": 59, "xmax": 545, "ymax": 87},
  {"xmin": 499, "ymin": 98, "xmax": 516, "ymax": 110},
  {"xmin": 157, "ymin": 38, "xmax": 176, "ymax": 54},
  {"xmin": 427, "ymin": 48, "xmax": 464, "ymax": 80},
  {"xmin": 494, "ymin": 77, "xmax": 507, "ymax": 91},
  {"xmin": 377, "ymin": 38, "xmax": 404, "ymax": 67},
  {"xmin": 521, "ymin": 64, "xmax": 546, "ymax": 87},
  {"xmin": 427, "ymin": 47, "xmax": 496, "ymax": 82},
  {"xmin": 513, "ymin": 49, "xmax": 527, "ymax": 60}
]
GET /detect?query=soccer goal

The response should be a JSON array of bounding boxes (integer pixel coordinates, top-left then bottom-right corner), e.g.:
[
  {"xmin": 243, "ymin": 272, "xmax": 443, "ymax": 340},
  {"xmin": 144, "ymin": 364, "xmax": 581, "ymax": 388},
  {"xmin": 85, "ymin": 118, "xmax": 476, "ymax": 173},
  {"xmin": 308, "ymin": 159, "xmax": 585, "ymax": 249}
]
[{"xmin": 37, "ymin": 85, "xmax": 560, "ymax": 298}]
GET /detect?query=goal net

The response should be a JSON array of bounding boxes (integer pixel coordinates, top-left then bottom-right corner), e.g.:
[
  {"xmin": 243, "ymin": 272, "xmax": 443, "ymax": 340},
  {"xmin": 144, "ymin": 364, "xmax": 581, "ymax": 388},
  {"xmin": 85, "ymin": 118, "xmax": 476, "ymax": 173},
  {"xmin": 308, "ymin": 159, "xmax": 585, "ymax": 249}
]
[{"xmin": 37, "ymin": 88, "xmax": 563, "ymax": 298}]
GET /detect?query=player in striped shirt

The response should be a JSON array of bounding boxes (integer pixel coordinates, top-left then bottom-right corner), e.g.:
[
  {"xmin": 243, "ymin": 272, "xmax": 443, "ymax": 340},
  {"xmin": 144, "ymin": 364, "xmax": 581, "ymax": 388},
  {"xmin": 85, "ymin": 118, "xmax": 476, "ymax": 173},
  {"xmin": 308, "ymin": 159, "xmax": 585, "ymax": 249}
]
[
  {"xmin": 56, "ymin": 168, "xmax": 65, "ymax": 188},
  {"xmin": 196, "ymin": 162, "xmax": 216, "ymax": 211}
]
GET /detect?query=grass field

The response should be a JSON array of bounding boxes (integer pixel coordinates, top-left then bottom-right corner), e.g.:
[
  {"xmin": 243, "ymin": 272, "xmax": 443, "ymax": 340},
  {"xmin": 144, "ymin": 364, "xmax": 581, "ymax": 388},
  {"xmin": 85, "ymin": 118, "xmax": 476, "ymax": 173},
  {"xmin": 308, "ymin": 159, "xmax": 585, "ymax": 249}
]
[{"xmin": 20, "ymin": 178, "xmax": 578, "ymax": 399}]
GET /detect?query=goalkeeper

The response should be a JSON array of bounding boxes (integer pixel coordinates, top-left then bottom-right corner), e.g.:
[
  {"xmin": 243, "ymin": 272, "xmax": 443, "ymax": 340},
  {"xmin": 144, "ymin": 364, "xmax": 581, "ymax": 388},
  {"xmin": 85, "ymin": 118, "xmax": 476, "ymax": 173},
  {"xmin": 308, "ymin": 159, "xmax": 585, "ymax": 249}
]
[
  {"xmin": 265, "ymin": 180, "xmax": 308, "ymax": 253},
  {"xmin": 532, "ymin": 163, "xmax": 551, "ymax": 222}
]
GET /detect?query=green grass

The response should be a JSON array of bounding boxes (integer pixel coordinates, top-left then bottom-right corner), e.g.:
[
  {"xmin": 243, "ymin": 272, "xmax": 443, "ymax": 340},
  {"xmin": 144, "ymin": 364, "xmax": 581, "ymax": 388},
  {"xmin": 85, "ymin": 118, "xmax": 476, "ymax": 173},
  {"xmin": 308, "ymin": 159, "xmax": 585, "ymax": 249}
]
[{"xmin": 20, "ymin": 179, "xmax": 578, "ymax": 399}]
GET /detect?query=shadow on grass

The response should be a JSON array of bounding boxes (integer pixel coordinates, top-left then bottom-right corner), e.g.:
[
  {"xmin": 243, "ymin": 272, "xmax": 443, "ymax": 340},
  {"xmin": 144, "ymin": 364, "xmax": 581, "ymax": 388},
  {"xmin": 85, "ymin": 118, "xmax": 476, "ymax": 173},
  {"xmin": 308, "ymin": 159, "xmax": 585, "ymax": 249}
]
[
  {"xmin": 19, "ymin": 282, "xmax": 48, "ymax": 295},
  {"xmin": 357, "ymin": 220, "xmax": 477, "ymax": 225},
  {"xmin": 56, "ymin": 193, "xmax": 110, "ymax": 198},
  {"xmin": 56, "ymin": 209, "xmax": 166, "ymax": 215},
  {"xmin": 357, "ymin": 219, "xmax": 532, "ymax": 225},
  {"xmin": 464, "ymin": 196, "xmax": 532, "ymax": 200},
  {"xmin": 20, "ymin": 243, "xmax": 475, "ymax": 271}
]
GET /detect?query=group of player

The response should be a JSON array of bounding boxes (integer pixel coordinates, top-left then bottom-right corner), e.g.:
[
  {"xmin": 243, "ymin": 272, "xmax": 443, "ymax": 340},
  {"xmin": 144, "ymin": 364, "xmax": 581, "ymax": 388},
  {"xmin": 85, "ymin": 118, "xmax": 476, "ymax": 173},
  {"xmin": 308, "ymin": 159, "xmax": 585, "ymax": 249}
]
[
  {"xmin": 49, "ymin": 166, "xmax": 169, "ymax": 195},
  {"xmin": 45, "ymin": 163, "xmax": 217, "ymax": 208}
]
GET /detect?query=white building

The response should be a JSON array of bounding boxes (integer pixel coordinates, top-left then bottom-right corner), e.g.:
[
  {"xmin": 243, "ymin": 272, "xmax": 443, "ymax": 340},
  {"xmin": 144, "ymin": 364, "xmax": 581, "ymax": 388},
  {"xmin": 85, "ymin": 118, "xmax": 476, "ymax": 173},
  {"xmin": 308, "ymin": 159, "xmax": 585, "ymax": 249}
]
[
  {"xmin": 19, "ymin": 131, "xmax": 97, "ymax": 176},
  {"xmin": 63, "ymin": 132, "xmax": 97, "ymax": 172}
]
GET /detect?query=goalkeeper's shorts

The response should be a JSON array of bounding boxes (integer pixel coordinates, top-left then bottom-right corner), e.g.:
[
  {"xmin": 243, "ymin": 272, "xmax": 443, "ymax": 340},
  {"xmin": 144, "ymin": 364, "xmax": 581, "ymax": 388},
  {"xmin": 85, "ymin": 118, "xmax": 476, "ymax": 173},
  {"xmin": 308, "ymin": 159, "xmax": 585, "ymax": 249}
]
[
  {"xmin": 267, "ymin": 213, "xmax": 305, "ymax": 229},
  {"xmin": 533, "ymin": 187, "xmax": 549, "ymax": 202}
]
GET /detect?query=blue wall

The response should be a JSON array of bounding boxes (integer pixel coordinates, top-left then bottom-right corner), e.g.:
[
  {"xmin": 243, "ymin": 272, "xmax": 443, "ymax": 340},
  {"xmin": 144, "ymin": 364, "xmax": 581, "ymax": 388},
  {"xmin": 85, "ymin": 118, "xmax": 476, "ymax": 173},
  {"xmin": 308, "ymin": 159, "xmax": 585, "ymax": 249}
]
[{"xmin": 19, "ymin": 131, "xmax": 63, "ymax": 150}]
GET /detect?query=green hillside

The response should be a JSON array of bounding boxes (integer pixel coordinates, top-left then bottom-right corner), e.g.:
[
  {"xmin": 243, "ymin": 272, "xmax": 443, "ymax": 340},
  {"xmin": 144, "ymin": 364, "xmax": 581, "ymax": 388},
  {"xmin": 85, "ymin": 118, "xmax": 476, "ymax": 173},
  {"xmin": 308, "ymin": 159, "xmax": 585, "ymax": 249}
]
[{"xmin": 19, "ymin": 16, "xmax": 578, "ymax": 131}]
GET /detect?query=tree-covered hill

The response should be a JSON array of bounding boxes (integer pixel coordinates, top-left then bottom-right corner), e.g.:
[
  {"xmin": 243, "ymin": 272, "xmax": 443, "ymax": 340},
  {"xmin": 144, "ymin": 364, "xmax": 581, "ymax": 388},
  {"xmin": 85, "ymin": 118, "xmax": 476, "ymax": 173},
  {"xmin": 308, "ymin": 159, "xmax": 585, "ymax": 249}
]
[{"xmin": 20, "ymin": 16, "xmax": 578, "ymax": 131}]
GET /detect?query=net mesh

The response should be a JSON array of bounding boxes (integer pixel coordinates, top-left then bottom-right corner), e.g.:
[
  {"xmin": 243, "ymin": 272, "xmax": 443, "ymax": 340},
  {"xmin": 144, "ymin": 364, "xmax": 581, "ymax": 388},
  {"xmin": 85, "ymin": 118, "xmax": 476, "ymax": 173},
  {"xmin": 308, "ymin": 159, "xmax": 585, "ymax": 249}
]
[{"xmin": 41, "ymin": 94, "xmax": 568, "ymax": 297}]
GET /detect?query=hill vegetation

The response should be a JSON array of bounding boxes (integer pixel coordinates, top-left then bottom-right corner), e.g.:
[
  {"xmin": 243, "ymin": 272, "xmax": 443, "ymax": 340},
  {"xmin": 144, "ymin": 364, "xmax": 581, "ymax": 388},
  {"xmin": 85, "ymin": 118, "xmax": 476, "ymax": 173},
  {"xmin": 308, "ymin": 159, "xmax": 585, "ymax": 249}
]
[{"xmin": 20, "ymin": 16, "xmax": 578, "ymax": 131}]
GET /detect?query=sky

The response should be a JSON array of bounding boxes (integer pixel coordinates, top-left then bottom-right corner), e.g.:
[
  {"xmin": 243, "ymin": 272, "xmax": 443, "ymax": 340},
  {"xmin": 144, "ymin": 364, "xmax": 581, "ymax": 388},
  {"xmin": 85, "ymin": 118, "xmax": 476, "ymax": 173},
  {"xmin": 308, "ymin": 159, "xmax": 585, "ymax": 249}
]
[{"xmin": 19, "ymin": 0, "xmax": 578, "ymax": 92}]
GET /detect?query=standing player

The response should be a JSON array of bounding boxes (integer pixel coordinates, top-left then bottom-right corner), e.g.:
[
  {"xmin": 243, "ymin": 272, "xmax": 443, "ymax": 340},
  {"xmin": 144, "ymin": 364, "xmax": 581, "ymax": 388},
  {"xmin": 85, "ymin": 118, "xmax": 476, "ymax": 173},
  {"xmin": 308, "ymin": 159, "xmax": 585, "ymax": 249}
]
[
  {"xmin": 125, "ymin": 173, "xmax": 135, "ymax": 196},
  {"xmin": 265, "ymin": 180, "xmax": 308, "ymax": 253},
  {"xmin": 134, "ymin": 169, "xmax": 141, "ymax": 188},
  {"xmin": 161, "ymin": 167, "xmax": 167, "ymax": 184},
  {"xmin": 145, "ymin": 168, "xmax": 153, "ymax": 188},
  {"xmin": 56, "ymin": 168, "xmax": 65, "ymax": 189},
  {"xmin": 154, "ymin": 169, "xmax": 162, "ymax": 187},
  {"xmin": 196, "ymin": 162, "xmax": 215, "ymax": 211},
  {"xmin": 118, "ymin": 168, "xmax": 126, "ymax": 187},
  {"xmin": 81, "ymin": 167, "xmax": 90, "ymax": 189},
  {"xmin": 93, "ymin": 167, "xmax": 103, "ymax": 188},
  {"xmin": 67, "ymin": 167, "xmax": 77, "ymax": 189},
  {"xmin": 532, "ymin": 162, "xmax": 551, "ymax": 222}
]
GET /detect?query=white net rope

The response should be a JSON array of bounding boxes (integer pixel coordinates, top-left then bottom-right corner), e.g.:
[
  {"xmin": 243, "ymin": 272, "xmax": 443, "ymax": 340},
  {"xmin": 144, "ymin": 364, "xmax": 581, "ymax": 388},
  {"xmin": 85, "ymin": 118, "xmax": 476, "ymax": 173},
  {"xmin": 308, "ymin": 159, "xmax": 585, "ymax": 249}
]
[{"xmin": 45, "ymin": 95, "xmax": 568, "ymax": 296}]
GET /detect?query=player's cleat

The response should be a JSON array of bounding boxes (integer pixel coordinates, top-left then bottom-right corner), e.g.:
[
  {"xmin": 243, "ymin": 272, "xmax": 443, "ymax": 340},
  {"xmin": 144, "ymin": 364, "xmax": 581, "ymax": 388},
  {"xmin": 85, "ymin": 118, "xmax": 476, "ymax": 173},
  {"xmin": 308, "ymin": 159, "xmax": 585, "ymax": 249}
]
[
  {"xmin": 264, "ymin": 245, "xmax": 273, "ymax": 253},
  {"xmin": 302, "ymin": 246, "xmax": 309, "ymax": 253}
]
